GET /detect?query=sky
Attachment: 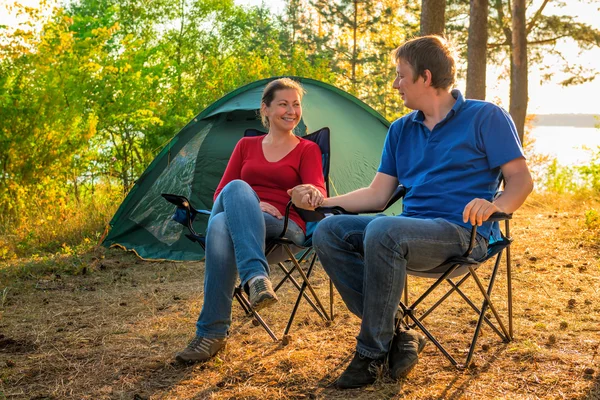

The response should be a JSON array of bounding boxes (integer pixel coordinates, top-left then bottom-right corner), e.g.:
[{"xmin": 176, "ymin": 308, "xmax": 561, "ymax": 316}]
[{"xmin": 2, "ymin": 0, "xmax": 599, "ymax": 115}]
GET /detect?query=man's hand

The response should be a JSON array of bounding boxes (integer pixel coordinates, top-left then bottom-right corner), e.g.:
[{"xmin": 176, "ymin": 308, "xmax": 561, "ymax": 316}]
[
  {"xmin": 287, "ymin": 184, "xmax": 324, "ymax": 210},
  {"xmin": 463, "ymin": 198, "xmax": 502, "ymax": 226},
  {"xmin": 260, "ymin": 202, "xmax": 283, "ymax": 219}
]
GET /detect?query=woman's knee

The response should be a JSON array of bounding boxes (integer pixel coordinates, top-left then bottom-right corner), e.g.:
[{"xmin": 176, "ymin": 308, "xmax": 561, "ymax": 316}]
[
  {"xmin": 220, "ymin": 180, "xmax": 259, "ymax": 205},
  {"xmin": 221, "ymin": 179, "xmax": 252, "ymax": 196},
  {"xmin": 207, "ymin": 213, "xmax": 230, "ymax": 242}
]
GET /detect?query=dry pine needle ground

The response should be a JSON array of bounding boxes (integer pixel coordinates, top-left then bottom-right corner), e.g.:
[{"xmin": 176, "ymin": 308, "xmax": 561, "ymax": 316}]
[{"xmin": 1, "ymin": 193, "xmax": 599, "ymax": 399}]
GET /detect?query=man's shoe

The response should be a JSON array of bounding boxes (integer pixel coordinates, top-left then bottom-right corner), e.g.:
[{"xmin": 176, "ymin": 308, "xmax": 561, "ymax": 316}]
[
  {"xmin": 175, "ymin": 336, "xmax": 226, "ymax": 364},
  {"xmin": 334, "ymin": 352, "xmax": 384, "ymax": 389},
  {"xmin": 248, "ymin": 277, "xmax": 278, "ymax": 311},
  {"xmin": 388, "ymin": 328, "xmax": 427, "ymax": 379}
]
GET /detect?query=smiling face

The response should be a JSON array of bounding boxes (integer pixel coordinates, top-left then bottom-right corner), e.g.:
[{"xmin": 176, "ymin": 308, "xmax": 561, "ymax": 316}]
[
  {"xmin": 261, "ymin": 88, "xmax": 302, "ymax": 133},
  {"xmin": 392, "ymin": 59, "xmax": 427, "ymax": 110}
]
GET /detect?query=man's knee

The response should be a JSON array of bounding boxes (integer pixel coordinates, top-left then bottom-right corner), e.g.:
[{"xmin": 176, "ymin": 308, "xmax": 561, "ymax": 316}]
[
  {"xmin": 313, "ymin": 217, "xmax": 337, "ymax": 252},
  {"xmin": 364, "ymin": 217, "xmax": 405, "ymax": 253}
]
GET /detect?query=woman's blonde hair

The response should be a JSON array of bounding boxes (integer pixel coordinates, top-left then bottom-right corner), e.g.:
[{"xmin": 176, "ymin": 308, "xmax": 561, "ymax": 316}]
[{"xmin": 260, "ymin": 78, "xmax": 306, "ymax": 129}]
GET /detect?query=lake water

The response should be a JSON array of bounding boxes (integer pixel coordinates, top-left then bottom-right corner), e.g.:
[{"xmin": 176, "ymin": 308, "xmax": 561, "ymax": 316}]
[{"xmin": 529, "ymin": 126, "xmax": 600, "ymax": 166}]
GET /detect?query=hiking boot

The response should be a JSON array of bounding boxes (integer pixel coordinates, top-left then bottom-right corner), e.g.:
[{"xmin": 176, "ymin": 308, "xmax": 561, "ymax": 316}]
[
  {"xmin": 175, "ymin": 336, "xmax": 226, "ymax": 364},
  {"xmin": 334, "ymin": 352, "xmax": 384, "ymax": 389},
  {"xmin": 248, "ymin": 277, "xmax": 278, "ymax": 311},
  {"xmin": 388, "ymin": 328, "xmax": 427, "ymax": 380}
]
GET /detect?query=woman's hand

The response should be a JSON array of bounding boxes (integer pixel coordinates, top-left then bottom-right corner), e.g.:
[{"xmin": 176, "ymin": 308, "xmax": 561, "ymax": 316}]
[
  {"xmin": 463, "ymin": 198, "xmax": 502, "ymax": 226},
  {"xmin": 287, "ymin": 184, "xmax": 324, "ymax": 210},
  {"xmin": 260, "ymin": 201, "xmax": 283, "ymax": 219}
]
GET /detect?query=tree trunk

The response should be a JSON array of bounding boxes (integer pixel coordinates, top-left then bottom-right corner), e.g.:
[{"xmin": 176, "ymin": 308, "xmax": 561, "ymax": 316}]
[
  {"xmin": 351, "ymin": 0, "xmax": 358, "ymax": 93},
  {"xmin": 466, "ymin": 0, "xmax": 488, "ymax": 100},
  {"xmin": 420, "ymin": 0, "xmax": 445, "ymax": 36},
  {"xmin": 510, "ymin": 0, "xmax": 528, "ymax": 142}
]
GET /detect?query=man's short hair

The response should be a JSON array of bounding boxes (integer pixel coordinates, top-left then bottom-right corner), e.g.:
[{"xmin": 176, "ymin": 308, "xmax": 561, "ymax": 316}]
[{"xmin": 392, "ymin": 35, "xmax": 456, "ymax": 90}]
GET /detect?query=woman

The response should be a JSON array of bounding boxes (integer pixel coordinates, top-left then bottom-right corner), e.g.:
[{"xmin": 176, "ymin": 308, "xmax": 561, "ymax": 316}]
[{"xmin": 176, "ymin": 78, "xmax": 326, "ymax": 364}]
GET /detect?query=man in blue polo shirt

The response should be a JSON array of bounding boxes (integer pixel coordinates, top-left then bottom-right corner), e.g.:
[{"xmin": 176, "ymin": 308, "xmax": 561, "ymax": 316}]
[{"xmin": 290, "ymin": 35, "xmax": 533, "ymax": 389}]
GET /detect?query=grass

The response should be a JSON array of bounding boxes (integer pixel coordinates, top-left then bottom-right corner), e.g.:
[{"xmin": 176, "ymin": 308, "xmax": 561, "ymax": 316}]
[{"xmin": 0, "ymin": 192, "xmax": 599, "ymax": 399}]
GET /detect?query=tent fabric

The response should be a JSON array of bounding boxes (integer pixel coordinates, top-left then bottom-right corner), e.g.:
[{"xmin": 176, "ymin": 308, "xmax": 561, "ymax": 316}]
[{"xmin": 102, "ymin": 76, "xmax": 399, "ymax": 261}]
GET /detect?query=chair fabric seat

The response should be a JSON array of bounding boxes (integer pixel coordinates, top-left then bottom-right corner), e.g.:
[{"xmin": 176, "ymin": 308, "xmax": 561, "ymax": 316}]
[{"xmin": 407, "ymin": 237, "xmax": 511, "ymax": 279}]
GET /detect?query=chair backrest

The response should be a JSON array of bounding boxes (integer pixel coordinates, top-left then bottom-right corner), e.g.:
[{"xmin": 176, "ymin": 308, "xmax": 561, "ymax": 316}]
[{"xmin": 244, "ymin": 127, "xmax": 331, "ymax": 241}]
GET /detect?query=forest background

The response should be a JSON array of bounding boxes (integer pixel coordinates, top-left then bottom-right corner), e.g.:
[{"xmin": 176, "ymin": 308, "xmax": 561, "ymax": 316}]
[{"xmin": 1, "ymin": 0, "xmax": 600, "ymax": 262}]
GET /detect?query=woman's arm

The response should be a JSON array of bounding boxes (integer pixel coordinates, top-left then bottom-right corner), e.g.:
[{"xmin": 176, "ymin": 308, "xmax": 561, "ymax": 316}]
[{"xmin": 290, "ymin": 142, "xmax": 327, "ymax": 209}]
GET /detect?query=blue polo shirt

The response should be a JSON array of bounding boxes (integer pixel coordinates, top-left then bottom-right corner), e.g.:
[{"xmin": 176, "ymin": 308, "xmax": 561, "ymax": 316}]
[{"xmin": 378, "ymin": 90, "xmax": 524, "ymax": 239}]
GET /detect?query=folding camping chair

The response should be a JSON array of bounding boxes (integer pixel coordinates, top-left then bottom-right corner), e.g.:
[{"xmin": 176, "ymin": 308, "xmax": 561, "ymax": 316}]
[
  {"xmin": 318, "ymin": 184, "xmax": 514, "ymax": 368},
  {"xmin": 162, "ymin": 127, "xmax": 333, "ymax": 345}
]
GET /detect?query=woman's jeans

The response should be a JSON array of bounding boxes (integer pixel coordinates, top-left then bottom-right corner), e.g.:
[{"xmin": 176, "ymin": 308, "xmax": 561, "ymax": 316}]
[
  {"xmin": 195, "ymin": 180, "xmax": 304, "ymax": 339},
  {"xmin": 313, "ymin": 214, "xmax": 488, "ymax": 359}
]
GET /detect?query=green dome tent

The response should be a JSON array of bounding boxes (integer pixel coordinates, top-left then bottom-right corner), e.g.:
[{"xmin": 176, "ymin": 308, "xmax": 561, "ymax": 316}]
[{"xmin": 102, "ymin": 76, "xmax": 398, "ymax": 260}]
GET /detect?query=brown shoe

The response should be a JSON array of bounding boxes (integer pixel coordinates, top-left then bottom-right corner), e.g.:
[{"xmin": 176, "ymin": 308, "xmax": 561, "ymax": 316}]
[
  {"xmin": 175, "ymin": 336, "xmax": 226, "ymax": 364},
  {"xmin": 248, "ymin": 277, "xmax": 278, "ymax": 311},
  {"xmin": 388, "ymin": 328, "xmax": 427, "ymax": 379}
]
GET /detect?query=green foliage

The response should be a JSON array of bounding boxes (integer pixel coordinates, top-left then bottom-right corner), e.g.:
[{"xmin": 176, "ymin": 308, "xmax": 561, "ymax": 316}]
[
  {"xmin": 578, "ymin": 147, "xmax": 600, "ymax": 193},
  {"xmin": 0, "ymin": 182, "xmax": 122, "ymax": 261},
  {"xmin": 539, "ymin": 146, "xmax": 600, "ymax": 195},
  {"xmin": 584, "ymin": 209, "xmax": 600, "ymax": 230},
  {"xmin": 1, "ymin": 0, "xmax": 599, "ymax": 264}
]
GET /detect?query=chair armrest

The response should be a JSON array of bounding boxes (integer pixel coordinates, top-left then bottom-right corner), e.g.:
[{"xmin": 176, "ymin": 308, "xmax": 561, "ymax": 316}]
[
  {"xmin": 161, "ymin": 193, "xmax": 211, "ymax": 238},
  {"xmin": 314, "ymin": 185, "xmax": 406, "ymax": 216},
  {"xmin": 463, "ymin": 212, "xmax": 513, "ymax": 257},
  {"xmin": 293, "ymin": 206, "xmax": 327, "ymax": 222},
  {"xmin": 487, "ymin": 212, "xmax": 512, "ymax": 221}
]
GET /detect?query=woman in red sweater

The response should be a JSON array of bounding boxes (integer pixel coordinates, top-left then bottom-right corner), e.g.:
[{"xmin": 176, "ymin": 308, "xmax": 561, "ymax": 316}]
[{"xmin": 176, "ymin": 78, "xmax": 327, "ymax": 364}]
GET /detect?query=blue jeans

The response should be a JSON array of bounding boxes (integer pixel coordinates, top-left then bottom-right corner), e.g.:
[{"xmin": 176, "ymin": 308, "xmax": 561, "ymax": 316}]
[
  {"xmin": 195, "ymin": 180, "xmax": 305, "ymax": 338},
  {"xmin": 313, "ymin": 214, "xmax": 488, "ymax": 359}
]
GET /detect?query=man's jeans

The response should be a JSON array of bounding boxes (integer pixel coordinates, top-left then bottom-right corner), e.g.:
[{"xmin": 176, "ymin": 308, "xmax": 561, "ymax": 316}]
[
  {"xmin": 313, "ymin": 214, "xmax": 488, "ymax": 359},
  {"xmin": 195, "ymin": 180, "xmax": 304, "ymax": 339}
]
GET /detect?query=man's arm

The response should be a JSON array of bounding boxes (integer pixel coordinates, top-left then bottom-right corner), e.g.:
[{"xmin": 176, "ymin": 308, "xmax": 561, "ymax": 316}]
[
  {"xmin": 289, "ymin": 172, "xmax": 399, "ymax": 212},
  {"xmin": 463, "ymin": 157, "xmax": 534, "ymax": 226},
  {"xmin": 320, "ymin": 172, "xmax": 399, "ymax": 213}
]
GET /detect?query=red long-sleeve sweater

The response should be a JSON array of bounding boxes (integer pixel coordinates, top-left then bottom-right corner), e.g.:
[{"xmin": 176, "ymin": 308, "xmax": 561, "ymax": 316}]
[{"xmin": 214, "ymin": 135, "xmax": 326, "ymax": 233}]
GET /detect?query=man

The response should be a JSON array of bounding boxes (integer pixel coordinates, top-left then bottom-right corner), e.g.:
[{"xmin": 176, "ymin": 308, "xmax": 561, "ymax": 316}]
[{"xmin": 290, "ymin": 35, "xmax": 533, "ymax": 389}]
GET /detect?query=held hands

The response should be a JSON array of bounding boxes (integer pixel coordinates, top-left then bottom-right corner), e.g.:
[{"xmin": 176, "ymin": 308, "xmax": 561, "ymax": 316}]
[
  {"xmin": 260, "ymin": 201, "xmax": 283, "ymax": 219},
  {"xmin": 463, "ymin": 198, "xmax": 502, "ymax": 226},
  {"xmin": 287, "ymin": 184, "xmax": 324, "ymax": 210}
]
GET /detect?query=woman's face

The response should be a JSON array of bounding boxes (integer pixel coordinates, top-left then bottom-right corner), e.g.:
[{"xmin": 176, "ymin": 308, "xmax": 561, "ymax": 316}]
[{"xmin": 262, "ymin": 88, "xmax": 302, "ymax": 132}]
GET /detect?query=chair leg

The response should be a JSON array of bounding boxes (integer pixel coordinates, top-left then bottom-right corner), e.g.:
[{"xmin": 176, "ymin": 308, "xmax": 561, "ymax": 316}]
[
  {"xmin": 329, "ymin": 279, "xmax": 334, "ymax": 321},
  {"xmin": 418, "ymin": 273, "xmax": 505, "ymax": 340},
  {"xmin": 274, "ymin": 261, "xmax": 327, "ymax": 320},
  {"xmin": 506, "ymin": 241, "xmax": 513, "ymax": 339},
  {"xmin": 283, "ymin": 246, "xmax": 330, "ymax": 321},
  {"xmin": 282, "ymin": 259, "xmax": 318, "ymax": 344},
  {"xmin": 468, "ymin": 262, "xmax": 510, "ymax": 340},
  {"xmin": 273, "ymin": 248, "xmax": 312, "ymax": 291},
  {"xmin": 233, "ymin": 286, "xmax": 278, "ymax": 342},
  {"xmin": 400, "ymin": 301, "xmax": 460, "ymax": 367},
  {"xmin": 402, "ymin": 252, "xmax": 514, "ymax": 368},
  {"xmin": 449, "ymin": 282, "xmax": 505, "ymax": 339}
]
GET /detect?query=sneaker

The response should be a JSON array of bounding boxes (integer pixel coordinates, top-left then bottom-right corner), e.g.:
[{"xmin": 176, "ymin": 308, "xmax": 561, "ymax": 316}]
[
  {"xmin": 248, "ymin": 277, "xmax": 278, "ymax": 311},
  {"xmin": 175, "ymin": 336, "xmax": 226, "ymax": 364},
  {"xmin": 334, "ymin": 352, "xmax": 384, "ymax": 389},
  {"xmin": 388, "ymin": 328, "xmax": 427, "ymax": 380}
]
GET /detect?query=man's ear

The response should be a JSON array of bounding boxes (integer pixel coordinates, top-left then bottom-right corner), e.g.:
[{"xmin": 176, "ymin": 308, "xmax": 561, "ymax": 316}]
[{"xmin": 422, "ymin": 69, "xmax": 433, "ymax": 86}]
